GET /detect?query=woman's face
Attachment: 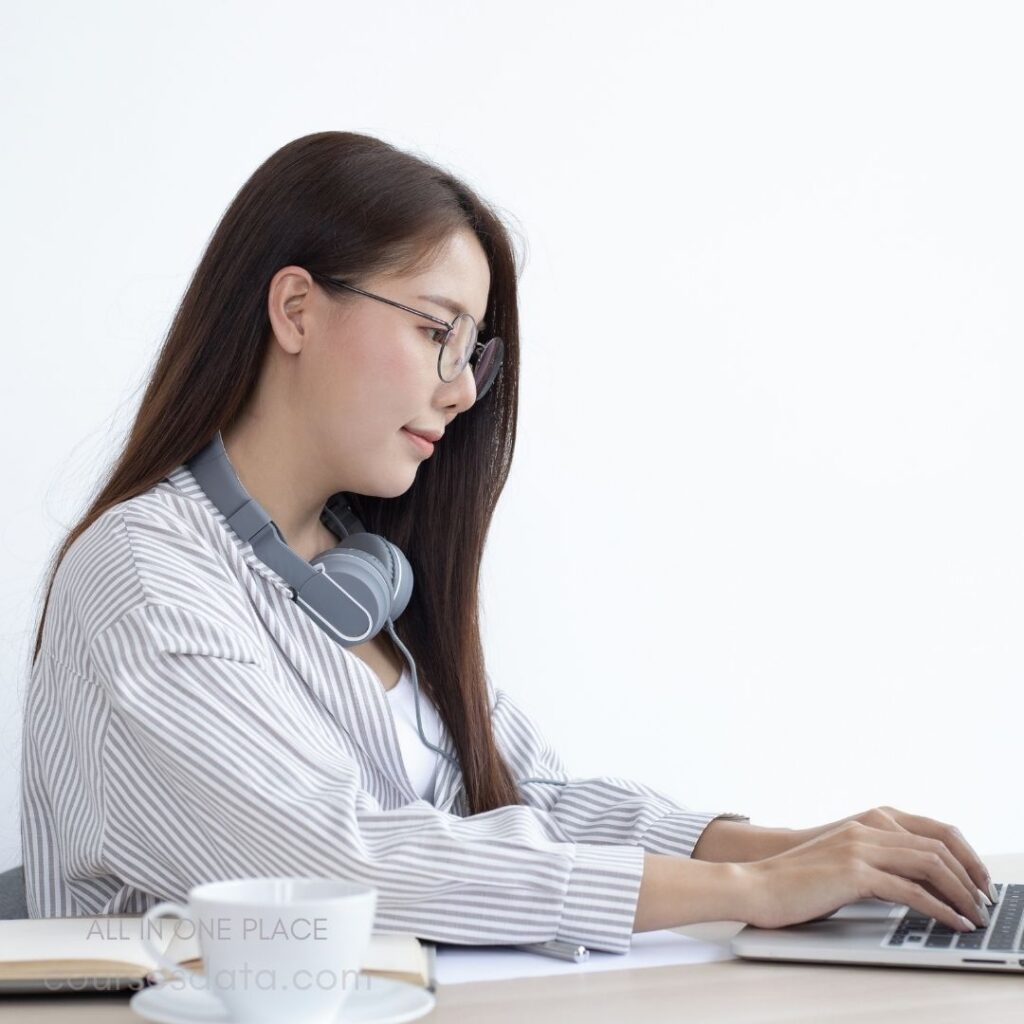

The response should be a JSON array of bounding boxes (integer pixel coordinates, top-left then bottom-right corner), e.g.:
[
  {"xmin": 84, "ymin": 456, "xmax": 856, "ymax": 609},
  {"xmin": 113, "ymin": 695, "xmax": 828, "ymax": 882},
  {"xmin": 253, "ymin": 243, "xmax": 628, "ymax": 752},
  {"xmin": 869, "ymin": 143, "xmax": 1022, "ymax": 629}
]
[{"xmin": 267, "ymin": 227, "xmax": 491, "ymax": 499}]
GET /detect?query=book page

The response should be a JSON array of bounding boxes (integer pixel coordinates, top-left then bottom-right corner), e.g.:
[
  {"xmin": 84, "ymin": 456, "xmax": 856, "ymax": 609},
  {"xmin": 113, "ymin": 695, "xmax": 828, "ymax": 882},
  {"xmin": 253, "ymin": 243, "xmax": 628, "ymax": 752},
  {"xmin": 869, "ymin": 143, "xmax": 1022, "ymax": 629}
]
[
  {"xmin": 167, "ymin": 930, "xmax": 426, "ymax": 977},
  {"xmin": 0, "ymin": 914, "xmax": 175, "ymax": 972},
  {"xmin": 1, "ymin": 918, "xmax": 425, "ymax": 979}
]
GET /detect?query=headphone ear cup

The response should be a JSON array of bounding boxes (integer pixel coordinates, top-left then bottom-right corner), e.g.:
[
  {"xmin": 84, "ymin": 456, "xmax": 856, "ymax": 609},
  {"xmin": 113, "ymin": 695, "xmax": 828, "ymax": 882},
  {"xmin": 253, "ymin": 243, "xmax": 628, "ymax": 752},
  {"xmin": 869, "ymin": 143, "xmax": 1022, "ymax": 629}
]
[
  {"xmin": 308, "ymin": 547, "xmax": 393, "ymax": 639},
  {"xmin": 338, "ymin": 533, "xmax": 414, "ymax": 621}
]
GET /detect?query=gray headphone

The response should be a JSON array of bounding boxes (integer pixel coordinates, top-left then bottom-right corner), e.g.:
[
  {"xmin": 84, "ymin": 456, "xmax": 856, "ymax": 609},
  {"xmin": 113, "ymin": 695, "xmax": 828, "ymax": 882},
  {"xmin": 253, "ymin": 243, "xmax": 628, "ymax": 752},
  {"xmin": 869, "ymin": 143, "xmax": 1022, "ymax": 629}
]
[{"xmin": 186, "ymin": 430, "xmax": 564, "ymax": 789}]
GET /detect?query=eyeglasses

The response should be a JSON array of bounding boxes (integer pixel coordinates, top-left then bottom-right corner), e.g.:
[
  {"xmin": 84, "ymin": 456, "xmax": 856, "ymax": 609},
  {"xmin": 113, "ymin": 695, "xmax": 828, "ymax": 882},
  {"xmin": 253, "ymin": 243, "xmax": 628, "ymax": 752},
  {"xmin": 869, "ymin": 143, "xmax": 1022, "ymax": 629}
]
[{"xmin": 308, "ymin": 272, "xmax": 505, "ymax": 401}]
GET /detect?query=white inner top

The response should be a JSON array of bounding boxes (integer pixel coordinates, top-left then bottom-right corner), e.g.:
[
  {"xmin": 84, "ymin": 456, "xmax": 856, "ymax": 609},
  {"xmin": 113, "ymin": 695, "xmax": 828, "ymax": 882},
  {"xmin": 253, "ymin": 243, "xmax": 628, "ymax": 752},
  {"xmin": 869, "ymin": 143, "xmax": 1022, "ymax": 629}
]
[{"xmin": 385, "ymin": 660, "xmax": 443, "ymax": 803}]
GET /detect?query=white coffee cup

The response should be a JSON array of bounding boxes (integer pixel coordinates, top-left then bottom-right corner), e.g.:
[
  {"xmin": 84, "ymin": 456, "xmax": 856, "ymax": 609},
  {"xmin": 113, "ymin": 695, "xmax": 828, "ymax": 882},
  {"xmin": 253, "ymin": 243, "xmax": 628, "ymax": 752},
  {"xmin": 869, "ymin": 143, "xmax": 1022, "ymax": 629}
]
[{"xmin": 140, "ymin": 877, "xmax": 378, "ymax": 1024}]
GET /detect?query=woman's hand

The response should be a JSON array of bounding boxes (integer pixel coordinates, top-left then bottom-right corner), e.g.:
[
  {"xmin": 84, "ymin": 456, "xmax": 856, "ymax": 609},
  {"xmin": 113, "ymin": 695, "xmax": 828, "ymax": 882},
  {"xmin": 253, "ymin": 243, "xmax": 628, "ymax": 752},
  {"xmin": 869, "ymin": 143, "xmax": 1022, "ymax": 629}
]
[
  {"xmin": 735, "ymin": 820, "xmax": 991, "ymax": 932},
  {"xmin": 694, "ymin": 805, "xmax": 994, "ymax": 907},
  {"xmin": 774, "ymin": 805, "xmax": 995, "ymax": 905}
]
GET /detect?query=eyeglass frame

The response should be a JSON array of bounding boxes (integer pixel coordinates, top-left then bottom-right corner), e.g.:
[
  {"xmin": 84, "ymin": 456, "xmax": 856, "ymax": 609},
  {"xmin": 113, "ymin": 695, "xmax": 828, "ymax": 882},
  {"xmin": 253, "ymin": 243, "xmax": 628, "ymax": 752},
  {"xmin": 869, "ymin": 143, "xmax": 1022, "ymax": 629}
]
[{"xmin": 307, "ymin": 272, "xmax": 502, "ymax": 398}]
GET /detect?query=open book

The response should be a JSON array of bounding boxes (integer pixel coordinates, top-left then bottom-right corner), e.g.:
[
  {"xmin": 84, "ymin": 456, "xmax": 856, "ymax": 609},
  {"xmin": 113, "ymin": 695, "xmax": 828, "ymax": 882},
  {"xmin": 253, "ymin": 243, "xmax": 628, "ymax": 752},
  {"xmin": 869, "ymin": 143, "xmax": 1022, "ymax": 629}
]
[{"xmin": 0, "ymin": 915, "xmax": 434, "ymax": 994}]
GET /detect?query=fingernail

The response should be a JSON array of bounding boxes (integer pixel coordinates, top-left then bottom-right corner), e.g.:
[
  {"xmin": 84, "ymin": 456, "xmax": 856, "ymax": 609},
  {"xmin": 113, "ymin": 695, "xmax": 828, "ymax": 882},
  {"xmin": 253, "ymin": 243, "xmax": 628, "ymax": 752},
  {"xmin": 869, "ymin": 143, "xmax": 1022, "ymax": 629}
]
[
  {"xmin": 957, "ymin": 914, "xmax": 977, "ymax": 931},
  {"xmin": 988, "ymin": 880, "xmax": 998, "ymax": 904},
  {"xmin": 977, "ymin": 886, "xmax": 994, "ymax": 908},
  {"xmin": 975, "ymin": 900, "xmax": 991, "ymax": 926}
]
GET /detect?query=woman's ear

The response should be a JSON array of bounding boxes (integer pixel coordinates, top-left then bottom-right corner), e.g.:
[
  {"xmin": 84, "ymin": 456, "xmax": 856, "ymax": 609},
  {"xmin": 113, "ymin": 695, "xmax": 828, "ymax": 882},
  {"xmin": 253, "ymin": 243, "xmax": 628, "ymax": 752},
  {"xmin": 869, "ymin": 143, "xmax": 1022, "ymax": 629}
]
[{"xmin": 267, "ymin": 266, "xmax": 316, "ymax": 354}]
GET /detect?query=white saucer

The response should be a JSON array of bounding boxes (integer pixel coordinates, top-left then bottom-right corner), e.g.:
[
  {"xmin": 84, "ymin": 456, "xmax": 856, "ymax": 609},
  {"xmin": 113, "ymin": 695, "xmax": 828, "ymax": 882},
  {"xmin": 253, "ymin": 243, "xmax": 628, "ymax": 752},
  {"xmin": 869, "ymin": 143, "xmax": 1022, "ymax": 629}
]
[{"xmin": 129, "ymin": 973, "xmax": 435, "ymax": 1024}]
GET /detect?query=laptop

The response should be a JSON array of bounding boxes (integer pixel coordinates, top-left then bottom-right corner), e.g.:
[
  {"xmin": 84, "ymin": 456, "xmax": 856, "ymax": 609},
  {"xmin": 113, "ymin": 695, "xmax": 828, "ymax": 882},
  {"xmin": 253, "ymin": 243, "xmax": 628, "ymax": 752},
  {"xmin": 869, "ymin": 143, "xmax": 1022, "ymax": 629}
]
[{"xmin": 730, "ymin": 882, "xmax": 1023, "ymax": 973}]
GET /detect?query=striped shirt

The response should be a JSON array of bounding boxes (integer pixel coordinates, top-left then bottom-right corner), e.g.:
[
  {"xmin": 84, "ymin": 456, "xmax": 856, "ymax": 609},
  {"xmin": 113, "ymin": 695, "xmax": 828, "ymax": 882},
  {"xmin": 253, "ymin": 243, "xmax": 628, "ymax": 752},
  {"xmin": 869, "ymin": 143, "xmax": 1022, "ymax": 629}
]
[{"xmin": 20, "ymin": 463, "xmax": 749, "ymax": 953}]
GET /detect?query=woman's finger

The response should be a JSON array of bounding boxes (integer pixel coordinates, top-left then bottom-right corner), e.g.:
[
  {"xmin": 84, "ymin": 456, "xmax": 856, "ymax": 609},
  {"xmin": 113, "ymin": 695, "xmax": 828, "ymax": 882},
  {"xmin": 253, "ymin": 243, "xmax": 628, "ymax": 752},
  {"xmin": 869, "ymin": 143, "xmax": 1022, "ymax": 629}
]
[
  {"xmin": 877, "ymin": 806, "xmax": 992, "ymax": 899},
  {"xmin": 862, "ymin": 865, "xmax": 975, "ymax": 933},
  {"xmin": 847, "ymin": 823, "xmax": 983, "ymax": 929},
  {"xmin": 918, "ymin": 878, "xmax": 990, "ymax": 927},
  {"xmin": 856, "ymin": 820, "xmax": 987, "ymax": 916},
  {"xmin": 865, "ymin": 844, "xmax": 987, "ymax": 927}
]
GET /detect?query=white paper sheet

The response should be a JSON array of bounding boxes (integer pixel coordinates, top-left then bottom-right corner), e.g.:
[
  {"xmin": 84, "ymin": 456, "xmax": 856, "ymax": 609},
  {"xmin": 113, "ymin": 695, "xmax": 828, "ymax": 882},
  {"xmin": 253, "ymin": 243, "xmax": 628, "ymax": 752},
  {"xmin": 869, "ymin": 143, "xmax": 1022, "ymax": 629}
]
[{"xmin": 433, "ymin": 928, "xmax": 735, "ymax": 986}]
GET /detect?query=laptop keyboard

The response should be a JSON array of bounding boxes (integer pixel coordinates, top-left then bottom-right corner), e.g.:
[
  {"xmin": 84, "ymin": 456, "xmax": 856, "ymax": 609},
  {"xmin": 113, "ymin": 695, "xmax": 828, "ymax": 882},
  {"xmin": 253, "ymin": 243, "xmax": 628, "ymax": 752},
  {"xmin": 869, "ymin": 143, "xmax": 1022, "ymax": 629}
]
[{"xmin": 885, "ymin": 883, "xmax": 1024, "ymax": 951}]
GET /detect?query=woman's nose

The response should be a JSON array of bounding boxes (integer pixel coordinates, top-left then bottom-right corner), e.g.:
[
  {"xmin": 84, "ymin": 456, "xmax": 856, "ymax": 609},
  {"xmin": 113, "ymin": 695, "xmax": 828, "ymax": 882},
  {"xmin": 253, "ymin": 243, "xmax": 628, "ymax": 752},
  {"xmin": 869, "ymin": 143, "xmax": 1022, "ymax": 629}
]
[{"xmin": 443, "ymin": 364, "xmax": 478, "ymax": 412}]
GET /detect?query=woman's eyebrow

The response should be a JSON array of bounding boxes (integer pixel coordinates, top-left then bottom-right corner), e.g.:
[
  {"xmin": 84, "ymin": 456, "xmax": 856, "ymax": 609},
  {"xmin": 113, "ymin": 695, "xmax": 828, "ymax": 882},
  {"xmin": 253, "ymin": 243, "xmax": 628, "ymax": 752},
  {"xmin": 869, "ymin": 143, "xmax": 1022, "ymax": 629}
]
[{"xmin": 418, "ymin": 293, "xmax": 486, "ymax": 331}]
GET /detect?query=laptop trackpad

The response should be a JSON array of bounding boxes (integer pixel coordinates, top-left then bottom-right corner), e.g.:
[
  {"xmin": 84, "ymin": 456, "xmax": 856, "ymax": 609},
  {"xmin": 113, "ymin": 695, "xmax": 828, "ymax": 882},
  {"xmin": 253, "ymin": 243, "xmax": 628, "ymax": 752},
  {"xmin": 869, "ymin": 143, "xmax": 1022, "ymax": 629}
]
[{"xmin": 824, "ymin": 898, "xmax": 897, "ymax": 921}]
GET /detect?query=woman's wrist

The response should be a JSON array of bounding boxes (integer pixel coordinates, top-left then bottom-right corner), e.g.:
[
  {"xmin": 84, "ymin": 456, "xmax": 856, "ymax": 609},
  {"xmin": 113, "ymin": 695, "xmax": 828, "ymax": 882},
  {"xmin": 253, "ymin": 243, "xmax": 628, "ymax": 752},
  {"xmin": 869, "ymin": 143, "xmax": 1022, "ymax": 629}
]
[
  {"xmin": 691, "ymin": 819, "xmax": 814, "ymax": 862},
  {"xmin": 634, "ymin": 854, "xmax": 753, "ymax": 931}
]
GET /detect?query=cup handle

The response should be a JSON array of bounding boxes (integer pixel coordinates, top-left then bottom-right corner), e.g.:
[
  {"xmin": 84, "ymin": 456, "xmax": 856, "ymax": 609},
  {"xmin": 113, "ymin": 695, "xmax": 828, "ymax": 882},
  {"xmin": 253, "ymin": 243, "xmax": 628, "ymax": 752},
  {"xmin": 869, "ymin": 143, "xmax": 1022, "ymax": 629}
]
[{"xmin": 140, "ymin": 901, "xmax": 195, "ymax": 984}]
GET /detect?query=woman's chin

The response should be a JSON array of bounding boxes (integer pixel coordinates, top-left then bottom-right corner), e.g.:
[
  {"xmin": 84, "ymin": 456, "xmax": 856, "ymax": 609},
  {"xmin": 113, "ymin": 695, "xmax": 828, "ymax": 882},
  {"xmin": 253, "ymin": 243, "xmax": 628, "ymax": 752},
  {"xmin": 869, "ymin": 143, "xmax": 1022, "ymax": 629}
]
[{"xmin": 367, "ymin": 468, "xmax": 419, "ymax": 500}]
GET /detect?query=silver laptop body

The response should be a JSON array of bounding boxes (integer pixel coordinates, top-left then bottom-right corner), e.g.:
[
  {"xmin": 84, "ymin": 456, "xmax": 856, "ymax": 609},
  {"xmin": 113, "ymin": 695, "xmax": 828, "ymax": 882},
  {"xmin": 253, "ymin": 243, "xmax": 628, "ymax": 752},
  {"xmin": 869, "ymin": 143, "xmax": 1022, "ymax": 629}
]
[{"xmin": 730, "ymin": 882, "xmax": 1024, "ymax": 974}]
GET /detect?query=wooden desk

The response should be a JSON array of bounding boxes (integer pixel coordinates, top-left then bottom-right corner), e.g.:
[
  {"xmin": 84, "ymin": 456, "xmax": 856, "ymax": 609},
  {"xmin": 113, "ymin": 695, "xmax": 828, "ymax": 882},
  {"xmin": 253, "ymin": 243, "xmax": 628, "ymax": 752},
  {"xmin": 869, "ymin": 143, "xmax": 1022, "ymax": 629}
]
[{"xmin": 2, "ymin": 853, "xmax": 1020, "ymax": 1023}]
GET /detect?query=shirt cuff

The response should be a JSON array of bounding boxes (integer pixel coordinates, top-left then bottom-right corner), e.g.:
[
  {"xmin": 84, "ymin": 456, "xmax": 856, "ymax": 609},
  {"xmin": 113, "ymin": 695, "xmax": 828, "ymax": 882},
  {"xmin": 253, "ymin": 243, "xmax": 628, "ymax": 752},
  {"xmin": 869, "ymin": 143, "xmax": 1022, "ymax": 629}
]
[
  {"xmin": 640, "ymin": 810, "xmax": 751, "ymax": 859},
  {"xmin": 554, "ymin": 842, "xmax": 646, "ymax": 954}
]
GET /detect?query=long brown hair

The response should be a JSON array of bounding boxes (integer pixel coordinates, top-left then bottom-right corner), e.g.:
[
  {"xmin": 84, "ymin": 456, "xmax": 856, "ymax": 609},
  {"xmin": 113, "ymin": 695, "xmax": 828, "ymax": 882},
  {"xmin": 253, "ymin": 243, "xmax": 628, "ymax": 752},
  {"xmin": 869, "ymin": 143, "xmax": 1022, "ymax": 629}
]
[{"xmin": 31, "ymin": 131, "xmax": 526, "ymax": 814}]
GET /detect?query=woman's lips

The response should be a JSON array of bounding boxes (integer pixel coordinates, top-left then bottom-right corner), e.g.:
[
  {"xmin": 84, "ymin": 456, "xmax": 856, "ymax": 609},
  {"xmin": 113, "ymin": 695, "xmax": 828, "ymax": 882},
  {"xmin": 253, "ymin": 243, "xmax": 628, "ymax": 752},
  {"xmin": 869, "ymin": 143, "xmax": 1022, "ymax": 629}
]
[{"xmin": 401, "ymin": 427, "xmax": 435, "ymax": 455}]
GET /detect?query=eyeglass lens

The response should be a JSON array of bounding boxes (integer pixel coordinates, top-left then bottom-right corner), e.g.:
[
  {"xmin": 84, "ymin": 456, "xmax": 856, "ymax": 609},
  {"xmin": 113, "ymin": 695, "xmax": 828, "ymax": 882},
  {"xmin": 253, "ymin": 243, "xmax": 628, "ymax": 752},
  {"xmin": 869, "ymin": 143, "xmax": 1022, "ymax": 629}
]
[{"xmin": 439, "ymin": 314, "xmax": 504, "ymax": 399}]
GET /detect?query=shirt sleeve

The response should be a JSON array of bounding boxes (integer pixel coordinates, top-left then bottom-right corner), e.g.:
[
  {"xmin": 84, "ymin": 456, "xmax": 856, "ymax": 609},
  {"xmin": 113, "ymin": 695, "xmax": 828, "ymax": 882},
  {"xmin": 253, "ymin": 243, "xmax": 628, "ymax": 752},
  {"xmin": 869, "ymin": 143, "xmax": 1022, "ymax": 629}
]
[
  {"xmin": 488, "ymin": 679, "xmax": 751, "ymax": 859},
  {"xmin": 87, "ymin": 602, "xmax": 648, "ymax": 954}
]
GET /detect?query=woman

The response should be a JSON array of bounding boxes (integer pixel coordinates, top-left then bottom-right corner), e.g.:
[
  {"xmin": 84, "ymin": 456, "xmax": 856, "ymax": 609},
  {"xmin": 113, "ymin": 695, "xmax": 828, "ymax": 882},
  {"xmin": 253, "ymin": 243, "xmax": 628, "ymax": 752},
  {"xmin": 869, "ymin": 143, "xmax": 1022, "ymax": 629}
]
[{"xmin": 22, "ymin": 131, "xmax": 992, "ymax": 951}]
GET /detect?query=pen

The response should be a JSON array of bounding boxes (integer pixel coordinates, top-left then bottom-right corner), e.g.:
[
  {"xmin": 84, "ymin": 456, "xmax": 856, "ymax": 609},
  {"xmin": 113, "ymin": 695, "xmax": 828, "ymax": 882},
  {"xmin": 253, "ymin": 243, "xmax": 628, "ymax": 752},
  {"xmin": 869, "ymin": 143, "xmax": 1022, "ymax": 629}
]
[{"xmin": 514, "ymin": 940, "xmax": 590, "ymax": 963}]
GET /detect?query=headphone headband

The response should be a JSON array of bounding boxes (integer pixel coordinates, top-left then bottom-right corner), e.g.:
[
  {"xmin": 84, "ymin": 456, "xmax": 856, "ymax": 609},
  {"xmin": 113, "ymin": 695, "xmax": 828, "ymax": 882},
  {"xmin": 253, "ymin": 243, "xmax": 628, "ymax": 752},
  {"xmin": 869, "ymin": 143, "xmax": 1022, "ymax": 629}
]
[{"xmin": 186, "ymin": 430, "xmax": 410, "ymax": 644}]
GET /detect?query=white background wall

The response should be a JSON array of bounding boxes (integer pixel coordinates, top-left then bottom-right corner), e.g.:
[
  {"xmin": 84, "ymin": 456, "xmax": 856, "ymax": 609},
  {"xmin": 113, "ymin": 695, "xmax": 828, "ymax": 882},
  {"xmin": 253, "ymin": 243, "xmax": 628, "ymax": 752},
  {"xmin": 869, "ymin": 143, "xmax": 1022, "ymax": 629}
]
[{"xmin": 2, "ymin": 0, "xmax": 1021, "ymax": 874}]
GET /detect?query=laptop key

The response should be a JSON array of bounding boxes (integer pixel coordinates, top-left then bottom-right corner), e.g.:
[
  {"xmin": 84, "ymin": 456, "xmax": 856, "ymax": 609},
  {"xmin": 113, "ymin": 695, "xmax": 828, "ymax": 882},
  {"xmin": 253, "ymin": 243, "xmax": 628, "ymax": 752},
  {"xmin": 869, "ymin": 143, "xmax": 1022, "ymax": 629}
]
[
  {"xmin": 986, "ymin": 884, "xmax": 1023, "ymax": 951},
  {"xmin": 955, "ymin": 929, "xmax": 987, "ymax": 949},
  {"xmin": 883, "ymin": 888, "xmax": 1024, "ymax": 951}
]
